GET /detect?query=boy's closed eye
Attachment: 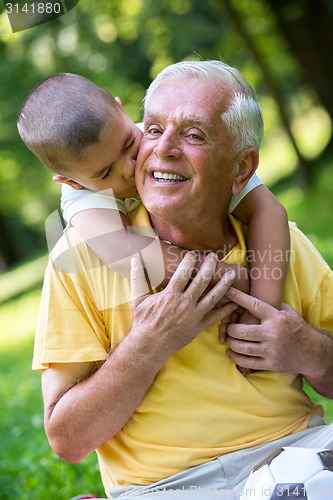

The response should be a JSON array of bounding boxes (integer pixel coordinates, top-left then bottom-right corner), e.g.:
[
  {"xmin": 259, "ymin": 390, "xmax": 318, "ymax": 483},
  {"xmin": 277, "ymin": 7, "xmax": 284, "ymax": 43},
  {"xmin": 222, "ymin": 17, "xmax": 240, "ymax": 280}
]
[
  {"xmin": 101, "ymin": 167, "xmax": 112, "ymax": 180},
  {"xmin": 126, "ymin": 138, "xmax": 135, "ymax": 150}
]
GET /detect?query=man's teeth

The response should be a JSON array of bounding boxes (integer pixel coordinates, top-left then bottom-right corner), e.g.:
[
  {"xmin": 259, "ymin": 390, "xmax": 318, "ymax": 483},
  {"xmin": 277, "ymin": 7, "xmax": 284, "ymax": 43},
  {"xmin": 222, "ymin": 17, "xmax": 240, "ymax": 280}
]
[{"xmin": 153, "ymin": 171, "xmax": 186, "ymax": 182}]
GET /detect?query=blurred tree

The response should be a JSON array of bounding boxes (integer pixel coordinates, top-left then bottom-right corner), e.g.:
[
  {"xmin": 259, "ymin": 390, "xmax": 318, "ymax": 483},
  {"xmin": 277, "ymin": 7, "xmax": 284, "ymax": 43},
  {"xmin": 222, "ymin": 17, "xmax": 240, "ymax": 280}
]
[
  {"xmin": 264, "ymin": 0, "xmax": 333, "ymax": 182},
  {"xmin": 266, "ymin": 0, "xmax": 333, "ymax": 122},
  {"xmin": 221, "ymin": 0, "xmax": 333, "ymax": 185},
  {"xmin": 222, "ymin": 0, "xmax": 310, "ymax": 187},
  {"xmin": 0, "ymin": 0, "xmax": 235, "ymax": 268},
  {"xmin": 0, "ymin": 0, "xmax": 332, "ymax": 268}
]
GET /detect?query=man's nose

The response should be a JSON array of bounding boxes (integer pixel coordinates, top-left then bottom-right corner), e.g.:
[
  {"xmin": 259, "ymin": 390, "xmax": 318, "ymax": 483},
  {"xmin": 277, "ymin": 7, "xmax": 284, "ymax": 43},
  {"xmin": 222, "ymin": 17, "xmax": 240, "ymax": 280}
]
[{"xmin": 154, "ymin": 131, "xmax": 182, "ymax": 158}]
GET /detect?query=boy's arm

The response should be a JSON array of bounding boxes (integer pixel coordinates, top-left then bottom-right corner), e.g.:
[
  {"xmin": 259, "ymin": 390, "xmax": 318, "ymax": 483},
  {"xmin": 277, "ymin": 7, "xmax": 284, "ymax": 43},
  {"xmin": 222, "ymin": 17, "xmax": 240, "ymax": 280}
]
[
  {"xmin": 232, "ymin": 185, "xmax": 290, "ymax": 316},
  {"xmin": 71, "ymin": 208, "xmax": 249, "ymax": 293},
  {"xmin": 71, "ymin": 207, "xmax": 175, "ymax": 289}
]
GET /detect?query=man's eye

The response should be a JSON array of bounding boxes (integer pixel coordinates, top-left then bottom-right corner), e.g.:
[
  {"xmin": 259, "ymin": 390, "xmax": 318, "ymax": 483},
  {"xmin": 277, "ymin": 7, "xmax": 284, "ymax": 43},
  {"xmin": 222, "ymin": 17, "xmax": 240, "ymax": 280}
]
[
  {"xmin": 145, "ymin": 127, "xmax": 162, "ymax": 136},
  {"xmin": 186, "ymin": 130, "xmax": 204, "ymax": 141}
]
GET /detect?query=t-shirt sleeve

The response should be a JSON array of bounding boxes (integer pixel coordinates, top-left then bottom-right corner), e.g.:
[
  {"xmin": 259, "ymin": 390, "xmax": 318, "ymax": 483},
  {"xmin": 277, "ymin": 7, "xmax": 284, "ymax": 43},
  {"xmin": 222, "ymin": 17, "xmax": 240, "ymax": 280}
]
[
  {"xmin": 228, "ymin": 173, "xmax": 264, "ymax": 213},
  {"xmin": 32, "ymin": 241, "xmax": 110, "ymax": 370},
  {"xmin": 60, "ymin": 184, "xmax": 127, "ymax": 223},
  {"xmin": 308, "ymin": 269, "xmax": 333, "ymax": 332}
]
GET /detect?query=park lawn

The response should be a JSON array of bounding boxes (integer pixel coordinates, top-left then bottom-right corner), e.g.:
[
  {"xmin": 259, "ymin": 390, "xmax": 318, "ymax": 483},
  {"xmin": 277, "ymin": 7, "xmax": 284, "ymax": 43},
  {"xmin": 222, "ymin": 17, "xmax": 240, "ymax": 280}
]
[
  {"xmin": 1, "ymin": 162, "xmax": 333, "ymax": 499},
  {"xmin": 0, "ymin": 290, "xmax": 105, "ymax": 500}
]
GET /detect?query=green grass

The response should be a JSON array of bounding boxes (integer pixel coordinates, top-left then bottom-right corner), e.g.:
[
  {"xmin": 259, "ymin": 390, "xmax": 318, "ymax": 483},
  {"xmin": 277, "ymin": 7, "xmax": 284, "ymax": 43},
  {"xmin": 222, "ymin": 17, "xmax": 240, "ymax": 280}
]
[
  {"xmin": 0, "ymin": 290, "xmax": 105, "ymax": 499},
  {"xmin": 1, "ymin": 163, "xmax": 333, "ymax": 499}
]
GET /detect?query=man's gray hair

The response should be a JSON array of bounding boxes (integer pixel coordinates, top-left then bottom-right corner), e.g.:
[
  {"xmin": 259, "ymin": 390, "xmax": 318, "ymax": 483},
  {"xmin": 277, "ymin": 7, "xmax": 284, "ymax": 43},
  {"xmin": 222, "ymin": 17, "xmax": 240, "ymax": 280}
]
[{"xmin": 144, "ymin": 60, "xmax": 264, "ymax": 151}]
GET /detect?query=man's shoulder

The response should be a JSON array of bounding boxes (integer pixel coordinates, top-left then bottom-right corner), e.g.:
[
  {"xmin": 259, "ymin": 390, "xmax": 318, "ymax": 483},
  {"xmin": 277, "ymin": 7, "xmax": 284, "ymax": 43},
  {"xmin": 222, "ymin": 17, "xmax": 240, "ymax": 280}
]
[
  {"xmin": 49, "ymin": 227, "xmax": 104, "ymax": 275},
  {"xmin": 289, "ymin": 222, "xmax": 325, "ymax": 258},
  {"xmin": 289, "ymin": 221, "xmax": 331, "ymax": 276}
]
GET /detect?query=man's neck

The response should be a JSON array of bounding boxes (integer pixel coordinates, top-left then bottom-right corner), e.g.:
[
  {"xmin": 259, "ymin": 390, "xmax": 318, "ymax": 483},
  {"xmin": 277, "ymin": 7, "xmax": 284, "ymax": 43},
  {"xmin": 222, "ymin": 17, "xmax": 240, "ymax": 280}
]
[{"xmin": 150, "ymin": 213, "xmax": 238, "ymax": 257}]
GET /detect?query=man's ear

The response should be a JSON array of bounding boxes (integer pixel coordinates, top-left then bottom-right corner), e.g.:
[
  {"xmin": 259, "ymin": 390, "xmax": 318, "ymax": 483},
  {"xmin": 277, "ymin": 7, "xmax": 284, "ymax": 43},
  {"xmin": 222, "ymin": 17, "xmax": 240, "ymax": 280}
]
[
  {"xmin": 232, "ymin": 148, "xmax": 259, "ymax": 196},
  {"xmin": 53, "ymin": 175, "xmax": 85, "ymax": 190}
]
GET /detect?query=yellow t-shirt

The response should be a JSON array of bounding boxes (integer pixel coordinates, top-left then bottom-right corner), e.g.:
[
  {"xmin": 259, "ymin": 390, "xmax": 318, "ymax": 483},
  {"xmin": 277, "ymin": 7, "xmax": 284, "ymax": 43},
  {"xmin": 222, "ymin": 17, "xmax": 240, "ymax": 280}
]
[{"xmin": 33, "ymin": 205, "xmax": 333, "ymax": 493}]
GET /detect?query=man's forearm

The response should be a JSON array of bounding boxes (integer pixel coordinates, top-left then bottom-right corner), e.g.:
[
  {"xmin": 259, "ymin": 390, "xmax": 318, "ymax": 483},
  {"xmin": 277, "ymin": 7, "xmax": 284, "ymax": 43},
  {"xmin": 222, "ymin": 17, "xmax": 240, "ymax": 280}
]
[
  {"xmin": 44, "ymin": 330, "xmax": 166, "ymax": 463},
  {"xmin": 304, "ymin": 328, "xmax": 333, "ymax": 399}
]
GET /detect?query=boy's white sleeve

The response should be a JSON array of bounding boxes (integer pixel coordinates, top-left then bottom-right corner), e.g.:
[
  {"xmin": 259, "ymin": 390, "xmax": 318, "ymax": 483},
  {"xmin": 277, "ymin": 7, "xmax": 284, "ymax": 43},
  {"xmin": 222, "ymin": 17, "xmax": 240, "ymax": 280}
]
[
  {"xmin": 61, "ymin": 185, "xmax": 140, "ymax": 224},
  {"xmin": 228, "ymin": 173, "xmax": 264, "ymax": 213}
]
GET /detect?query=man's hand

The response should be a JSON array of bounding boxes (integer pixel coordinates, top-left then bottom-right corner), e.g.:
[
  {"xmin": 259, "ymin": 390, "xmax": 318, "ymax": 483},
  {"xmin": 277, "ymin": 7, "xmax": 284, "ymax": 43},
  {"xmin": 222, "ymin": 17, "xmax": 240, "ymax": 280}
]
[
  {"xmin": 224, "ymin": 288, "xmax": 333, "ymax": 385},
  {"xmin": 130, "ymin": 252, "xmax": 238, "ymax": 361}
]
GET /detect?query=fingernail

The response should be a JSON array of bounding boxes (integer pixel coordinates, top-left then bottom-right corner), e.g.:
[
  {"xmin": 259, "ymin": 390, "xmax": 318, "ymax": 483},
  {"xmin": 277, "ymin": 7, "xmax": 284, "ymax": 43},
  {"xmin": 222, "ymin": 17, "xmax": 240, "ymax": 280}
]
[{"xmin": 226, "ymin": 270, "xmax": 236, "ymax": 279}]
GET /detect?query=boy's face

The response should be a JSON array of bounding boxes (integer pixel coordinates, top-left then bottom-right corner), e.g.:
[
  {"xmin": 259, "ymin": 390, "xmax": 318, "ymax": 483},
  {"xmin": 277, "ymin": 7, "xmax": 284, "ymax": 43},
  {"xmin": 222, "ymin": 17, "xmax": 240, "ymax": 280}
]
[{"xmin": 59, "ymin": 103, "xmax": 142, "ymax": 197}]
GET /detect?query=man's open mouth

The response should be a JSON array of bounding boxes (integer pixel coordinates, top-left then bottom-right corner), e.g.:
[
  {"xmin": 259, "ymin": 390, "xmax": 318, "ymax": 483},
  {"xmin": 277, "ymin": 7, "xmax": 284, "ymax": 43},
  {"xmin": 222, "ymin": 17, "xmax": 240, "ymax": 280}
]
[{"xmin": 153, "ymin": 171, "xmax": 187, "ymax": 182}]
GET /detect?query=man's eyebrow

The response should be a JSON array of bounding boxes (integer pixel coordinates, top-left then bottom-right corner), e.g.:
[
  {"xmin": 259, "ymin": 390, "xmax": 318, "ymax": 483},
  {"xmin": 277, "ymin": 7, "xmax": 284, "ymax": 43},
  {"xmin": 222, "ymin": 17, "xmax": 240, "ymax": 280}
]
[
  {"xmin": 185, "ymin": 117, "xmax": 207, "ymax": 128},
  {"xmin": 144, "ymin": 113, "xmax": 208, "ymax": 129}
]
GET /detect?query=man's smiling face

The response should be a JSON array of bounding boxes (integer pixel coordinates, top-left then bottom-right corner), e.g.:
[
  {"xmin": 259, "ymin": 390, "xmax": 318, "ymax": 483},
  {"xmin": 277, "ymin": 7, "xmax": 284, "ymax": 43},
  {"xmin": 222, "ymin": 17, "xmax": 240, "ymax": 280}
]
[{"xmin": 135, "ymin": 75, "xmax": 240, "ymax": 230}]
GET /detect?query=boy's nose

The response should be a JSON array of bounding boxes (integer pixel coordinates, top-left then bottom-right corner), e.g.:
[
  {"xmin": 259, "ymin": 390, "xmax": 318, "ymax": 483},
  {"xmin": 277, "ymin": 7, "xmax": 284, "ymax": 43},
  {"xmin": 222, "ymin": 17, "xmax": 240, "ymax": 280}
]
[{"xmin": 122, "ymin": 158, "xmax": 136, "ymax": 179}]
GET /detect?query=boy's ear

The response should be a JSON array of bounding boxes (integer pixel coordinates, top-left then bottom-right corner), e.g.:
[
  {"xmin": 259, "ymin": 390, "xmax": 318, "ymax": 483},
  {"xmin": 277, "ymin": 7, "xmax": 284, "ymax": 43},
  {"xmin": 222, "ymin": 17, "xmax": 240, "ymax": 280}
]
[
  {"xmin": 232, "ymin": 148, "xmax": 259, "ymax": 196},
  {"xmin": 115, "ymin": 96, "xmax": 124, "ymax": 110},
  {"xmin": 53, "ymin": 175, "xmax": 85, "ymax": 190}
]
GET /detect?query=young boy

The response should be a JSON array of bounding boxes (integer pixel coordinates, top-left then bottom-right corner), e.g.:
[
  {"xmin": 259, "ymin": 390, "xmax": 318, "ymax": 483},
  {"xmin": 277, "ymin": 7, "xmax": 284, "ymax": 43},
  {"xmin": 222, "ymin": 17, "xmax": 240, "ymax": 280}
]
[{"xmin": 17, "ymin": 72, "xmax": 290, "ymax": 328}]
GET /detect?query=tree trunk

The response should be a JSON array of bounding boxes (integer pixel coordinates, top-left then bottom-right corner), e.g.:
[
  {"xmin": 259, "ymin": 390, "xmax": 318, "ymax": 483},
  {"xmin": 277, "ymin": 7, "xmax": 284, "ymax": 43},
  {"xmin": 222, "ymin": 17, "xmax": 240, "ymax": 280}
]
[
  {"xmin": 222, "ymin": 0, "xmax": 311, "ymax": 187},
  {"xmin": 266, "ymin": 0, "xmax": 333, "ymax": 120}
]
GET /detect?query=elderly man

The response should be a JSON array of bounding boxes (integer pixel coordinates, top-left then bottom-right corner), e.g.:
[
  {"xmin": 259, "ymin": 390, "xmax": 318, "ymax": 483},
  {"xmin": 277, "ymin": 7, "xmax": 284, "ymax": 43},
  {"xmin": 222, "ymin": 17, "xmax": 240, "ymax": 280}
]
[{"xmin": 33, "ymin": 61, "xmax": 333, "ymax": 499}]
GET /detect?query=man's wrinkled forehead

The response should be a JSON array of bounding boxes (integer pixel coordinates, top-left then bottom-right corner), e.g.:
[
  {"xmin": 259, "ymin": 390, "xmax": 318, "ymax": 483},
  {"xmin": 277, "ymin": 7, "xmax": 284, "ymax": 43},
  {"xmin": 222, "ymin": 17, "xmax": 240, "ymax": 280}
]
[{"xmin": 144, "ymin": 75, "xmax": 235, "ymax": 118}]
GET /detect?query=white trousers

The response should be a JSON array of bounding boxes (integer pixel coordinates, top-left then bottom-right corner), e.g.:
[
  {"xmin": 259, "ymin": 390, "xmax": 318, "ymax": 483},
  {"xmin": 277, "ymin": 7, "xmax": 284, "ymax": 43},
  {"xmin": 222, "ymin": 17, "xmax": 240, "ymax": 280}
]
[{"xmin": 109, "ymin": 416, "xmax": 333, "ymax": 499}]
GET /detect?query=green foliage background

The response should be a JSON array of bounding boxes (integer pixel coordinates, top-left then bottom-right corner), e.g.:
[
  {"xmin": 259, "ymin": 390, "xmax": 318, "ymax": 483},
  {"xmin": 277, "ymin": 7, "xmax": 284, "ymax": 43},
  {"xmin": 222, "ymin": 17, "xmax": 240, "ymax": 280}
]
[
  {"xmin": 0, "ymin": 0, "xmax": 331, "ymax": 268},
  {"xmin": 1, "ymin": 0, "xmax": 333, "ymax": 498}
]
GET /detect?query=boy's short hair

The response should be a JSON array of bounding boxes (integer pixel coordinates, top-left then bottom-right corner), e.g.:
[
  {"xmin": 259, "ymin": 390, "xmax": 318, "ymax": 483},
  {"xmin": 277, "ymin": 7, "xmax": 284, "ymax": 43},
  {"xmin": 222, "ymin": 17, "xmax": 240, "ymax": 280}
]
[{"xmin": 17, "ymin": 73, "xmax": 117, "ymax": 174}]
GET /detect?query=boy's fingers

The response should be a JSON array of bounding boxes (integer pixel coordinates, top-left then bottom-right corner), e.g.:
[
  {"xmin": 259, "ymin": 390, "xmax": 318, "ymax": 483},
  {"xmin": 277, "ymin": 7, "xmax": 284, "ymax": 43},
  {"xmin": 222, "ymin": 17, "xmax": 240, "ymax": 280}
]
[
  {"xmin": 225, "ymin": 287, "xmax": 276, "ymax": 321},
  {"xmin": 219, "ymin": 317, "xmax": 230, "ymax": 343},
  {"xmin": 130, "ymin": 256, "xmax": 150, "ymax": 305}
]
